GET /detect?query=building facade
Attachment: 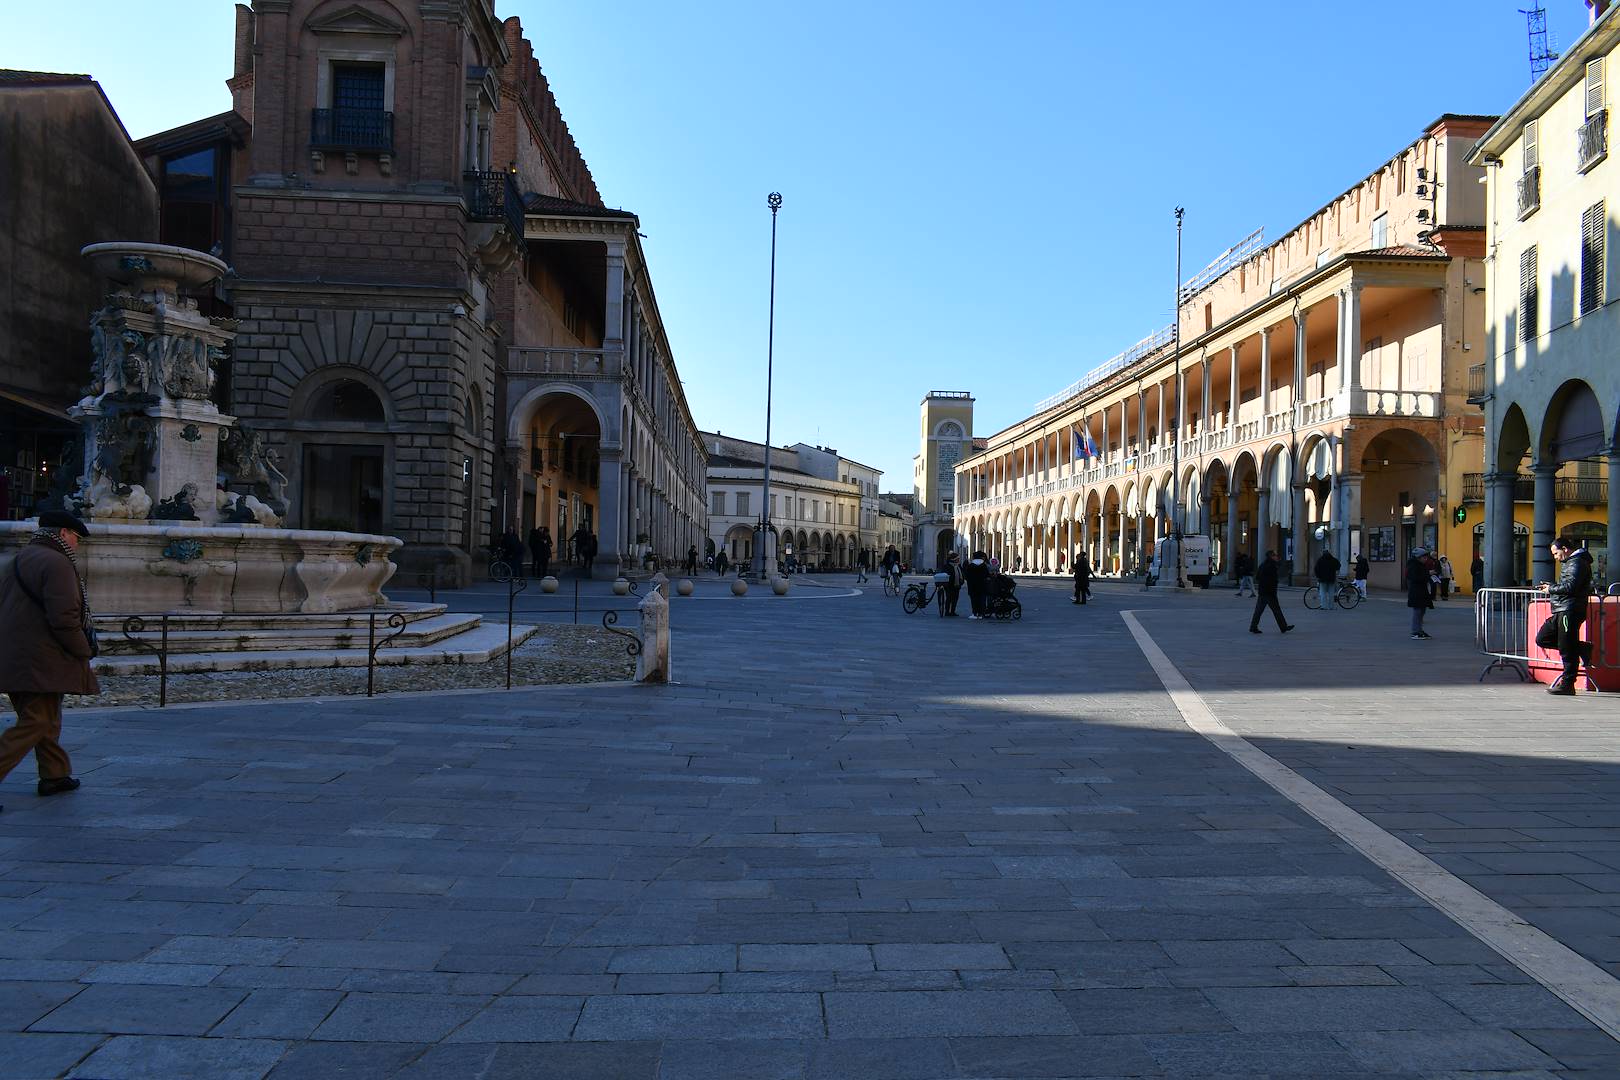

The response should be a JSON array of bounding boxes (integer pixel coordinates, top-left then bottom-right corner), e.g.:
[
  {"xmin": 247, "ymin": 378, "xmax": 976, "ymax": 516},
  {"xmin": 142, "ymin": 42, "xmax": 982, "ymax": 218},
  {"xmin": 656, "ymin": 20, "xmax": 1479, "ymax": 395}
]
[
  {"xmin": 1470, "ymin": 1, "xmax": 1619, "ymax": 588},
  {"xmin": 955, "ymin": 115, "xmax": 1494, "ymax": 590},
  {"xmin": 1, "ymin": 71, "xmax": 159, "ymax": 520},
  {"xmin": 912, "ymin": 391, "xmax": 974, "ymax": 569},
  {"xmin": 703, "ymin": 432, "xmax": 871, "ymax": 570},
  {"xmin": 788, "ymin": 443, "xmax": 882, "ymax": 567},
  {"xmin": 136, "ymin": 1, "xmax": 705, "ymax": 582},
  {"xmin": 878, "ymin": 496, "xmax": 915, "ymax": 563}
]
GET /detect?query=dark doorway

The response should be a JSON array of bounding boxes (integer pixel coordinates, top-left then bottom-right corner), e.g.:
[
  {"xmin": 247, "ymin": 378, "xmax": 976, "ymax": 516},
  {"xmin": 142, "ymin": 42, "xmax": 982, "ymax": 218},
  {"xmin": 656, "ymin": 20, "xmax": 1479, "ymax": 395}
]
[{"xmin": 303, "ymin": 444, "xmax": 384, "ymax": 534}]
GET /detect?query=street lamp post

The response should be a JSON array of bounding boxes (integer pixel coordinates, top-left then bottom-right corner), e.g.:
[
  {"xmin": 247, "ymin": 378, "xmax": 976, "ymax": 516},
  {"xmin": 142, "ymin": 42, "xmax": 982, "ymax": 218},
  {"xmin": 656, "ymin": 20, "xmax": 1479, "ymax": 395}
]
[
  {"xmin": 1171, "ymin": 207, "xmax": 1187, "ymax": 590},
  {"xmin": 754, "ymin": 192, "xmax": 783, "ymax": 578}
]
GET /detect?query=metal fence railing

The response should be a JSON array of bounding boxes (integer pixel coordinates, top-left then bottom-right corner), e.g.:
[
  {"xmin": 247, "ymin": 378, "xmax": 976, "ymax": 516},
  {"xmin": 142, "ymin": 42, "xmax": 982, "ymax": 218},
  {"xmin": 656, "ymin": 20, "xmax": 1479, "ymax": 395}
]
[{"xmin": 1475, "ymin": 587, "xmax": 1617, "ymax": 691}]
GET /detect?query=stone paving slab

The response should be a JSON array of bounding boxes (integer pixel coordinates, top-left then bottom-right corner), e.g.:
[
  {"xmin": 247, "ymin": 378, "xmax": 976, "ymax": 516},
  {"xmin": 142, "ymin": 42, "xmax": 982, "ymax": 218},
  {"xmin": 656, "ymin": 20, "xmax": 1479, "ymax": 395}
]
[{"xmin": 0, "ymin": 578, "xmax": 1615, "ymax": 1075}]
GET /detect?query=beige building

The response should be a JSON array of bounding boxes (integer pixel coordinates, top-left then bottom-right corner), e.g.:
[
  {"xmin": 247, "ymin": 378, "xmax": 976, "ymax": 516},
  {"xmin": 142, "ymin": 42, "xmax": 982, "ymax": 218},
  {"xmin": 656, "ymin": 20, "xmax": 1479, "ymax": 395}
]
[
  {"xmin": 912, "ymin": 391, "xmax": 975, "ymax": 568},
  {"xmin": 955, "ymin": 115, "xmax": 1494, "ymax": 590},
  {"xmin": 1469, "ymin": 0, "xmax": 1619, "ymax": 587},
  {"xmin": 878, "ymin": 496, "xmax": 915, "ymax": 562},
  {"xmin": 703, "ymin": 432, "xmax": 871, "ymax": 570}
]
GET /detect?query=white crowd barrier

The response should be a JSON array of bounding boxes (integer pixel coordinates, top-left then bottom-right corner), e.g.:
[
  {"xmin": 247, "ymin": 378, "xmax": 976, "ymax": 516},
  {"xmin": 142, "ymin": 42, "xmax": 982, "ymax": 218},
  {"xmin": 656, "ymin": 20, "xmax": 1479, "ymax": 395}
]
[{"xmin": 1475, "ymin": 587, "xmax": 1615, "ymax": 692}]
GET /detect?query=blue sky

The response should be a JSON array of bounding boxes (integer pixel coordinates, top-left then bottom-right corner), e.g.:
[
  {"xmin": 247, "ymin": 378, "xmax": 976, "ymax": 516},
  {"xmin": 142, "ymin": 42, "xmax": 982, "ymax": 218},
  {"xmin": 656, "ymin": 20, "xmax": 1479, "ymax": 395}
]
[{"xmin": 4, "ymin": 1, "xmax": 1594, "ymax": 489}]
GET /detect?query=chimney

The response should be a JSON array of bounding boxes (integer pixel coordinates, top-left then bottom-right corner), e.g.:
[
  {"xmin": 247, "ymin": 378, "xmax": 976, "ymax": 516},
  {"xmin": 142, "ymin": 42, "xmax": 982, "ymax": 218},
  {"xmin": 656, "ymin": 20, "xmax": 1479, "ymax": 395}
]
[
  {"xmin": 1591, "ymin": 0, "xmax": 1612, "ymax": 25},
  {"xmin": 233, "ymin": 5, "xmax": 253, "ymax": 79}
]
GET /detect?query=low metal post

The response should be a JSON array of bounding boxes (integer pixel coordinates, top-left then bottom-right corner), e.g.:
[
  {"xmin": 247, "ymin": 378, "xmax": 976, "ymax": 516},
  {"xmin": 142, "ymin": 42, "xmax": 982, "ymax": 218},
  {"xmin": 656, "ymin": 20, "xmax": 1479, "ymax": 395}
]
[
  {"xmin": 367, "ymin": 612, "xmax": 377, "ymax": 697},
  {"xmin": 158, "ymin": 614, "xmax": 169, "ymax": 708},
  {"xmin": 573, "ymin": 577, "xmax": 580, "ymax": 625},
  {"xmin": 506, "ymin": 573, "xmax": 529, "ymax": 690}
]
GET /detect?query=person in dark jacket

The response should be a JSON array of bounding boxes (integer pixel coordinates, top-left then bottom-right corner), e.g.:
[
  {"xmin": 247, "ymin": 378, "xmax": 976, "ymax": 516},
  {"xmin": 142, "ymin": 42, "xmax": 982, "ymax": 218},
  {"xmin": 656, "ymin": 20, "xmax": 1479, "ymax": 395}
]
[
  {"xmin": 1313, "ymin": 549, "xmax": 1342, "ymax": 611},
  {"xmin": 1248, "ymin": 550, "xmax": 1294, "ymax": 634},
  {"xmin": 1543, "ymin": 536, "xmax": 1594, "ymax": 694},
  {"xmin": 941, "ymin": 552, "xmax": 963, "ymax": 616},
  {"xmin": 1071, "ymin": 550, "xmax": 1092, "ymax": 605},
  {"xmin": 1406, "ymin": 547, "xmax": 1435, "ymax": 639},
  {"xmin": 0, "ymin": 511, "xmax": 96, "ymax": 811},
  {"xmin": 963, "ymin": 551, "xmax": 991, "ymax": 618},
  {"xmin": 1470, "ymin": 554, "xmax": 1485, "ymax": 595},
  {"xmin": 1353, "ymin": 552, "xmax": 1370, "ymax": 600},
  {"xmin": 529, "ymin": 525, "xmax": 553, "ymax": 580},
  {"xmin": 1233, "ymin": 551, "xmax": 1255, "ymax": 597}
]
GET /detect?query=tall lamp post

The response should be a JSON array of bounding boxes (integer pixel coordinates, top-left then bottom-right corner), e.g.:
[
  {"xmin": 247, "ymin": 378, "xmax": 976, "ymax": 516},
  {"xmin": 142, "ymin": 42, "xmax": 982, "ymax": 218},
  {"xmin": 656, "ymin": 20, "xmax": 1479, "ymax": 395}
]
[
  {"xmin": 1170, "ymin": 207, "xmax": 1187, "ymax": 589},
  {"xmin": 754, "ymin": 192, "xmax": 783, "ymax": 577}
]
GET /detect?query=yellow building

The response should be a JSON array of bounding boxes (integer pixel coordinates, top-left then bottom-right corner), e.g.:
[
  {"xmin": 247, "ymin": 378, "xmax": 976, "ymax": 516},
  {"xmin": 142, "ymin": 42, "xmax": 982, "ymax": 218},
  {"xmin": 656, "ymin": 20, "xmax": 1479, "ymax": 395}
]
[{"xmin": 956, "ymin": 116, "xmax": 1495, "ymax": 592}]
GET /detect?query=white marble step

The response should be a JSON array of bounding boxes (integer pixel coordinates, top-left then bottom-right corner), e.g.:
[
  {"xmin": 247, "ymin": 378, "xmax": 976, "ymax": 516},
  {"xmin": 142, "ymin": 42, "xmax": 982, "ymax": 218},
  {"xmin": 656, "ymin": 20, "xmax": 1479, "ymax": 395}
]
[
  {"xmin": 94, "ymin": 622, "xmax": 543, "ymax": 675},
  {"xmin": 97, "ymin": 612, "xmax": 483, "ymax": 656}
]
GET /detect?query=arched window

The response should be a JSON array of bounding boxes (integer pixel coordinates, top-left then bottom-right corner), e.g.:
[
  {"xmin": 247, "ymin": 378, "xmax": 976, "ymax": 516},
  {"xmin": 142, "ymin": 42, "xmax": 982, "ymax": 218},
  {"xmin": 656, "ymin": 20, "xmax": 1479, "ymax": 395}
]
[{"xmin": 309, "ymin": 379, "xmax": 385, "ymax": 422}]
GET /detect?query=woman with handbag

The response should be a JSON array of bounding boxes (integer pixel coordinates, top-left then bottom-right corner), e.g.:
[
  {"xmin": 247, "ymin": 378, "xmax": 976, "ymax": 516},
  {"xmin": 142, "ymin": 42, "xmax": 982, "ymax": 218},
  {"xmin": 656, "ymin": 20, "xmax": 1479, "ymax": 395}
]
[{"xmin": 0, "ymin": 510, "xmax": 97, "ymax": 810}]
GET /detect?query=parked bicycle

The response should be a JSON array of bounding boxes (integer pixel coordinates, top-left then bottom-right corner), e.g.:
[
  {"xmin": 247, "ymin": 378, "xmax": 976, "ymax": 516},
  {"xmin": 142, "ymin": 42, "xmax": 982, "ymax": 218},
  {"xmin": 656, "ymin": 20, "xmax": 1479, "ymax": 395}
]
[
  {"xmin": 1303, "ymin": 577, "xmax": 1362, "ymax": 610},
  {"xmin": 486, "ymin": 545, "xmax": 516, "ymax": 583},
  {"xmin": 902, "ymin": 578, "xmax": 942, "ymax": 614}
]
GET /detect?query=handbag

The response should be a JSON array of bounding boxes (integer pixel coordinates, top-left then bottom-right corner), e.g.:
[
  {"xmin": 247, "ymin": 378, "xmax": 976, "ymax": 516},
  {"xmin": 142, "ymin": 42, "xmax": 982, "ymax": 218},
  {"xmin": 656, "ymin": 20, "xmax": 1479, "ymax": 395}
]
[
  {"xmin": 1535, "ymin": 615, "xmax": 1559, "ymax": 650},
  {"xmin": 11, "ymin": 558, "xmax": 99, "ymax": 659}
]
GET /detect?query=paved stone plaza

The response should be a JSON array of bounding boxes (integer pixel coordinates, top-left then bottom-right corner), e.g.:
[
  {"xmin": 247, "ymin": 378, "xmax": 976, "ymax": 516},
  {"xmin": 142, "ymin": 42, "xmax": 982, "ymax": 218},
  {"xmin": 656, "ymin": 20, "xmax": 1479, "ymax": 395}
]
[{"xmin": 3, "ymin": 577, "xmax": 1619, "ymax": 1077}]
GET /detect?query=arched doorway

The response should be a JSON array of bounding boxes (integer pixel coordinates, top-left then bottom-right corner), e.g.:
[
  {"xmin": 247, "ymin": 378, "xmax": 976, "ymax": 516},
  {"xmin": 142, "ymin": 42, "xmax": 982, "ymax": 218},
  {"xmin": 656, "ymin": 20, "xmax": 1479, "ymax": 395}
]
[
  {"xmin": 1360, "ymin": 428, "xmax": 1440, "ymax": 590},
  {"xmin": 295, "ymin": 374, "xmax": 390, "ymax": 535},
  {"xmin": 520, "ymin": 391, "xmax": 603, "ymax": 571},
  {"xmin": 724, "ymin": 524, "xmax": 752, "ymax": 564},
  {"xmin": 935, "ymin": 528, "xmax": 957, "ymax": 569}
]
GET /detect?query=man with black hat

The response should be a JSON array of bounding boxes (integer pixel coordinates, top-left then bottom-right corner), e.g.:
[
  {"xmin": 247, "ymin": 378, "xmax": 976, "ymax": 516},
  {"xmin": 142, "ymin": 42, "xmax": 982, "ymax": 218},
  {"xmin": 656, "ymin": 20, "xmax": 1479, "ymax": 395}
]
[{"xmin": 0, "ymin": 510, "xmax": 96, "ymax": 810}]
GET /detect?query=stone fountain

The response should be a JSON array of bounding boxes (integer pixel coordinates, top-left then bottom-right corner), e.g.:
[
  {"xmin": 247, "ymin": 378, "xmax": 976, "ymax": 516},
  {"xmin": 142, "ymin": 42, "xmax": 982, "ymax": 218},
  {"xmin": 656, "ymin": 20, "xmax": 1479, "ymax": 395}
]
[{"xmin": 0, "ymin": 243, "xmax": 400, "ymax": 614}]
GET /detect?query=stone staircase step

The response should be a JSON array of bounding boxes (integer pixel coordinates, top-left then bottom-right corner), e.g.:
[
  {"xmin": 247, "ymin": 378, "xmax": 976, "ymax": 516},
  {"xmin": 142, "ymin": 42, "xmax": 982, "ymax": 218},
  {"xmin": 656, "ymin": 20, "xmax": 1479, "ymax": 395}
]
[
  {"xmin": 97, "ymin": 612, "xmax": 483, "ymax": 656},
  {"xmin": 94, "ymin": 622, "xmax": 543, "ymax": 675}
]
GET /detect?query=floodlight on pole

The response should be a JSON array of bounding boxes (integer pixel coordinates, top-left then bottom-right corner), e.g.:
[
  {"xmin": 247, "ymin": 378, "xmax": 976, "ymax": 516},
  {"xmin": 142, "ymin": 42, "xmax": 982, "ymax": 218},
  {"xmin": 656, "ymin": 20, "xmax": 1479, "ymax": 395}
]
[{"xmin": 754, "ymin": 192, "xmax": 783, "ymax": 578}]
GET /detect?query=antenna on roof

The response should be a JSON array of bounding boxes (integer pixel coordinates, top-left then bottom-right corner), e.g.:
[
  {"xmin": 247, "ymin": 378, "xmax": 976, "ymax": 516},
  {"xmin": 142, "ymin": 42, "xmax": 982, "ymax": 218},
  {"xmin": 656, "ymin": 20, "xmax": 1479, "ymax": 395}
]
[{"xmin": 1522, "ymin": 5, "xmax": 1558, "ymax": 84}]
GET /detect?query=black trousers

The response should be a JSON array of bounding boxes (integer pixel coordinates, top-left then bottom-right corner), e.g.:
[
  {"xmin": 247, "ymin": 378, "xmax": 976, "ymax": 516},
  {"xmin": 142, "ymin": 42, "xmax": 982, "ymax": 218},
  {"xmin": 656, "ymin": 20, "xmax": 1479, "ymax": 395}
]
[
  {"xmin": 1250, "ymin": 592, "xmax": 1287, "ymax": 630},
  {"xmin": 967, "ymin": 585, "xmax": 986, "ymax": 616},
  {"xmin": 1557, "ymin": 610, "xmax": 1589, "ymax": 684},
  {"xmin": 1073, "ymin": 579, "xmax": 1090, "ymax": 603},
  {"xmin": 944, "ymin": 584, "xmax": 961, "ymax": 614}
]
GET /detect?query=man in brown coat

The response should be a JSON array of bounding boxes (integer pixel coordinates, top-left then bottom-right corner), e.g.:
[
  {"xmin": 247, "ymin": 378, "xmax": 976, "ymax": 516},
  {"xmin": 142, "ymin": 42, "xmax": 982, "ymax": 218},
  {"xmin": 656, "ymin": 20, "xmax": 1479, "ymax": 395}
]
[{"xmin": 0, "ymin": 510, "xmax": 96, "ymax": 810}]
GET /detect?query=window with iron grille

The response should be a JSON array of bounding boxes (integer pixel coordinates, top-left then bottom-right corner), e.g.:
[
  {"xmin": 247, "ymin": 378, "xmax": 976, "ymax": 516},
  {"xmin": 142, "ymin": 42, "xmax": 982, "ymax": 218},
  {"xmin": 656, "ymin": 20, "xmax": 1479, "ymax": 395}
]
[
  {"xmin": 333, "ymin": 63, "xmax": 385, "ymax": 112},
  {"xmin": 1581, "ymin": 202, "xmax": 1606, "ymax": 316},
  {"xmin": 1520, "ymin": 246, "xmax": 1539, "ymax": 341}
]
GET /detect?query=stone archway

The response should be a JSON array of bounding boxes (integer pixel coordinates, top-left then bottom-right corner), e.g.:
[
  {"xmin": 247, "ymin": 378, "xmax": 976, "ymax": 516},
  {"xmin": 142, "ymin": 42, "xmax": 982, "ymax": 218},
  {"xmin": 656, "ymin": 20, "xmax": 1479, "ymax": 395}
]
[{"xmin": 1360, "ymin": 427, "xmax": 1440, "ymax": 591}]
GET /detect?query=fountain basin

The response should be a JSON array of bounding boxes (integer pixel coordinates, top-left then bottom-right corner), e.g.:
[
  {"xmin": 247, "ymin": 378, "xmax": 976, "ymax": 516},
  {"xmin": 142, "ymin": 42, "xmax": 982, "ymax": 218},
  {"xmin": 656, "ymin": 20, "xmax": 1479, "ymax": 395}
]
[
  {"xmin": 81, "ymin": 241, "xmax": 228, "ymax": 297},
  {"xmin": 0, "ymin": 521, "xmax": 399, "ymax": 614}
]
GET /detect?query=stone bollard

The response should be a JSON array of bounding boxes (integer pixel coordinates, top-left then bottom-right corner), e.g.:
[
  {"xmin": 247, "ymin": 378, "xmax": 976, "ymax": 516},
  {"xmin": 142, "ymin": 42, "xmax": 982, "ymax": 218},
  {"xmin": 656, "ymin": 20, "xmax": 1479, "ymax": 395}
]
[
  {"xmin": 636, "ymin": 588, "xmax": 669, "ymax": 683},
  {"xmin": 731, "ymin": 578, "xmax": 748, "ymax": 596},
  {"xmin": 676, "ymin": 578, "xmax": 694, "ymax": 596},
  {"xmin": 613, "ymin": 577, "xmax": 631, "ymax": 596},
  {"xmin": 650, "ymin": 571, "xmax": 669, "ymax": 598},
  {"xmin": 772, "ymin": 576, "xmax": 790, "ymax": 595},
  {"xmin": 540, "ymin": 575, "xmax": 559, "ymax": 594}
]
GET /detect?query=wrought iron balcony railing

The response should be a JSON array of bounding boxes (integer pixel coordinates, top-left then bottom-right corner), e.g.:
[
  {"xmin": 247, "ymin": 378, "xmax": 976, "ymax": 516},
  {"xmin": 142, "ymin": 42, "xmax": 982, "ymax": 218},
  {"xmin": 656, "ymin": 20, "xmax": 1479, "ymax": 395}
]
[
  {"xmin": 1466, "ymin": 363, "xmax": 1487, "ymax": 405},
  {"xmin": 1579, "ymin": 109, "xmax": 1608, "ymax": 173},
  {"xmin": 1461, "ymin": 472, "xmax": 1606, "ymax": 505},
  {"xmin": 464, "ymin": 169, "xmax": 525, "ymax": 244},
  {"xmin": 310, "ymin": 108, "xmax": 394, "ymax": 152},
  {"xmin": 1517, "ymin": 165, "xmax": 1541, "ymax": 219}
]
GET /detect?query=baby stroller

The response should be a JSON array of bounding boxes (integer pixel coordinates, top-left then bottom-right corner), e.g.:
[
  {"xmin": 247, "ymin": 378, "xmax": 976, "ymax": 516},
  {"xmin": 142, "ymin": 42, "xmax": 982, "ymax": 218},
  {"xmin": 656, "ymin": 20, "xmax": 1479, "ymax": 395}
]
[{"xmin": 985, "ymin": 573, "xmax": 1022, "ymax": 621}]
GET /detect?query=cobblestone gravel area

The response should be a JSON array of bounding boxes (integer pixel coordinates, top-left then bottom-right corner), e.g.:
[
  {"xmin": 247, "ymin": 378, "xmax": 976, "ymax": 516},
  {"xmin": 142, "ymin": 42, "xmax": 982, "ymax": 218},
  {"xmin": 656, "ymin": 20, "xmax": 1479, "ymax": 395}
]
[{"xmin": 0, "ymin": 625, "xmax": 635, "ymax": 713}]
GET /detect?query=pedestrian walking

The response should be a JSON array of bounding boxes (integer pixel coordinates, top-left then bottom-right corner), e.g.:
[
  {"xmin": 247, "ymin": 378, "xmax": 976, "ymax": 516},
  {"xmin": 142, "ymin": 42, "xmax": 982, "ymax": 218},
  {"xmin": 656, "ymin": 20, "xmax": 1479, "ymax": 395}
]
[
  {"xmin": 941, "ymin": 552, "xmax": 963, "ymax": 616},
  {"xmin": 0, "ymin": 510, "xmax": 96, "ymax": 811},
  {"xmin": 1353, "ymin": 551, "xmax": 1370, "ymax": 600},
  {"xmin": 529, "ymin": 525, "xmax": 552, "ymax": 580},
  {"xmin": 1438, "ymin": 555, "xmax": 1454, "ymax": 601},
  {"xmin": 855, "ymin": 550, "xmax": 869, "ymax": 583},
  {"xmin": 570, "ymin": 523, "xmax": 591, "ymax": 572},
  {"xmin": 1313, "ymin": 548, "xmax": 1342, "ymax": 611},
  {"xmin": 1248, "ymin": 550, "xmax": 1294, "ymax": 635},
  {"xmin": 1072, "ymin": 550, "xmax": 1091, "ymax": 605},
  {"xmin": 715, "ymin": 550, "xmax": 729, "ymax": 576},
  {"xmin": 1233, "ymin": 551, "xmax": 1255, "ymax": 597},
  {"xmin": 1407, "ymin": 547, "xmax": 1435, "ymax": 639},
  {"xmin": 1470, "ymin": 553, "xmax": 1484, "ymax": 595},
  {"xmin": 963, "ymin": 550, "xmax": 990, "ymax": 618},
  {"xmin": 685, "ymin": 545, "xmax": 698, "ymax": 576},
  {"xmin": 1542, "ymin": 535, "xmax": 1594, "ymax": 695}
]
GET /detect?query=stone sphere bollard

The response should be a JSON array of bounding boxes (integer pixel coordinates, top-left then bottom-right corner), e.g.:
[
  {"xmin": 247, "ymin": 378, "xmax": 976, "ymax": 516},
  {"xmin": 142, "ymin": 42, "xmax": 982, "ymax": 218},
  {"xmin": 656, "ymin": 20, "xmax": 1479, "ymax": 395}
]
[
  {"xmin": 613, "ymin": 578, "xmax": 631, "ymax": 596},
  {"xmin": 539, "ymin": 575, "xmax": 559, "ymax": 594},
  {"xmin": 772, "ymin": 576, "xmax": 790, "ymax": 595},
  {"xmin": 731, "ymin": 578, "xmax": 748, "ymax": 596},
  {"xmin": 676, "ymin": 578, "xmax": 694, "ymax": 596}
]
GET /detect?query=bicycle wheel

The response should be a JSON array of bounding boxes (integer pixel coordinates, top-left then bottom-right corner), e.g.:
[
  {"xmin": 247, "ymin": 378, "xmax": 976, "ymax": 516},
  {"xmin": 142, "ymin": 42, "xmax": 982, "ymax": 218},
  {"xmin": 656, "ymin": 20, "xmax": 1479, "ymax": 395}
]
[
  {"xmin": 490, "ymin": 560, "xmax": 512, "ymax": 583},
  {"xmin": 902, "ymin": 587, "xmax": 924, "ymax": 614},
  {"xmin": 1336, "ymin": 587, "xmax": 1362, "ymax": 610},
  {"xmin": 1302, "ymin": 587, "xmax": 1320, "ymax": 610}
]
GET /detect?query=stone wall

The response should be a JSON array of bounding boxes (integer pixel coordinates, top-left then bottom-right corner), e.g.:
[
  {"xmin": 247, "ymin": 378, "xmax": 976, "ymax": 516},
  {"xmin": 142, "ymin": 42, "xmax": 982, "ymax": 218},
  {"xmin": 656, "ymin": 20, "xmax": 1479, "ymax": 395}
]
[{"xmin": 233, "ymin": 192, "xmax": 468, "ymax": 287}]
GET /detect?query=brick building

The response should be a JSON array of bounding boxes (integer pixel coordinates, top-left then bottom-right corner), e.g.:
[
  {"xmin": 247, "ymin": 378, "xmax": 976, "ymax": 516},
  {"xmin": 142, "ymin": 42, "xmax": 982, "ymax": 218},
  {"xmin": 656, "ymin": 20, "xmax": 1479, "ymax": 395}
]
[{"xmin": 139, "ymin": 0, "xmax": 706, "ymax": 582}]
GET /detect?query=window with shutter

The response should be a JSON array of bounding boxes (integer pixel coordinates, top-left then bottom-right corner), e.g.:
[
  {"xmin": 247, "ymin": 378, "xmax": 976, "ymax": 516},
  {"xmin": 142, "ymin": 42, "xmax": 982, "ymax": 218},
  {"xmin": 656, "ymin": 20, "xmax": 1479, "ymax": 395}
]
[
  {"xmin": 1370, "ymin": 212, "xmax": 1388, "ymax": 249},
  {"xmin": 1588, "ymin": 59, "xmax": 1606, "ymax": 119},
  {"xmin": 1581, "ymin": 202, "xmax": 1606, "ymax": 316},
  {"xmin": 1520, "ymin": 246, "xmax": 1539, "ymax": 341},
  {"xmin": 1524, "ymin": 120, "xmax": 1539, "ymax": 170}
]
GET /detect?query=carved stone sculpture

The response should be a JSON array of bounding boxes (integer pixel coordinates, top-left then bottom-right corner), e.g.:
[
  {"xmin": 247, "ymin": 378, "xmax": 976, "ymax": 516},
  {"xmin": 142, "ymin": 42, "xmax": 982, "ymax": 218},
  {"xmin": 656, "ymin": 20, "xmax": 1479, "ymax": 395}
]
[{"xmin": 152, "ymin": 482, "xmax": 202, "ymax": 521}]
